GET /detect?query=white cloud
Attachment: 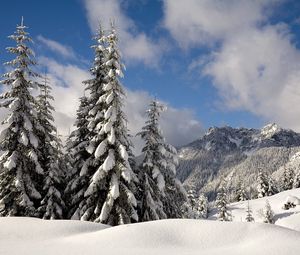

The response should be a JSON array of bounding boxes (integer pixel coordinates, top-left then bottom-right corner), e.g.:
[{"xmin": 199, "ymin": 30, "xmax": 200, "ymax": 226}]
[
  {"xmin": 83, "ymin": 0, "xmax": 163, "ymax": 66},
  {"xmin": 203, "ymin": 25, "xmax": 300, "ymax": 131},
  {"xmin": 163, "ymin": 0, "xmax": 300, "ymax": 132},
  {"xmin": 38, "ymin": 57, "xmax": 203, "ymax": 154},
  {"xmin": 37, "ymin": 35, "xmax": 76, "ymax": 59},
  {"xmin": 163, "ymin": 0, "xmax": 276, "ymax": 48}
]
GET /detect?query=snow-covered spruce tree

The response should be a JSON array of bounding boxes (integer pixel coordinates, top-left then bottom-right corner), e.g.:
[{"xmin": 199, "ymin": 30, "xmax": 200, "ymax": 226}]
[
  {"xmin": 280, "ymin": 167, "xmax": 294, "ymax": 191},
  {"xmin": 197, "ymin": 193, "xmax": 208, "ymax": 219},
  {"xmin": 245, "ymin": 201, "xmax": 254, "ymax": 222},
  {"xmin": 182, "ymin": 201, "xmax": 198, "ymax": 219},
  {"xmin": 63, "ymin": 133, "xmax": 75, "ymax": 182},
  {"xmin": 36, "ymin": 76, "xmax": 65, "ymax": 219},
  {"xmin": 137, "ymin": 101, "xmax": 167, "ymax": 221},
  {"xmin": 187, "ymin": 186, "xmax": 197, "ymax": 210},
  {"xmin": 256, "ymin": 170, "xmax": 269, "ymax": 198},
  {"xmin": 76, "ymin": 26, "xmax": 138, "ymax": 225},
  {"xmin": 267, "ymin": 177, "xmax": 278, "ymax": 196},
  {"xmin": 64, "ymin": 95, "xmax": 91, "ymax": 218},
  {"xmin": 55, "ymin": 131, "xmax": 68, "ymax": 185},
  {"xmin": 56, "ymin": 131, "xmax": 71, "ymax": 184},
  {"xmin": 65, "ymin": 25, "xmax": 108, "ymax": 220},
  {"xmin": 235, "ymin": 179, "xmax": 247, "ymax": 202},
  {"xmin": 293, "ymin": 169, "xmax": 300, "ymax": 188},
  {"xmin": 138, "ymin": 102, "xmax": 186, "ymax": 220},
  {"xmin": 162, "ymin": 143, "xmax": 187, "ymax": 218},
  {"xmin": 65, "ymin": 24, "xmax": 108, "ymax": 220},
  {"xmin": 262, "ymin": 200, "xmax": 274, "ymax": 224},
  {"xmin": 216, "ymin": 178, "xmax": 231, "ymax": 221},
  {"xmin": 0, "ymin": 19, "xmax": 44, "ymax": 216}
]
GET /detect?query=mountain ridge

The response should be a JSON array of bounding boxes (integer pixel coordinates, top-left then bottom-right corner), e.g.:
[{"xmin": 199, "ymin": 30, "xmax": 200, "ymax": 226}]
[{"xmin": 177, "ymin": 123, "xmax": 300, "ymax": 200}]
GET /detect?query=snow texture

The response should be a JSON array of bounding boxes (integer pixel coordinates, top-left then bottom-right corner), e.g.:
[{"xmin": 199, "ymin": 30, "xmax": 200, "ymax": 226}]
[
  {"xmin": 209, "ymin": 188, "xmax": 300, "ymax": 230},
  {"xmin": 94, "ymin": 139, "xmax": 108, "ymax": 158},
  {"xmin": 0, "ymin": 217, "xmax": 300, "ymax": 255},
  {"xmin": 102, "ymin": 149, "xmax": 115, "ymax": 172}
]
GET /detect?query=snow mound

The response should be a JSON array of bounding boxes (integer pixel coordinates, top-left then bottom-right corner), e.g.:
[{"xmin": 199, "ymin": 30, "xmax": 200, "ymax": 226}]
[
  {"xmin": 284, "ymin": 195, "xmax": 300, "ymax": 206},
  {"xmin": 277, "ymin": 213, "xmax": 300, "ymax": 231},
  {"xmin": 212, "ymin": 188, "xmax": 300, "ymax": 231},
  {"xmin": 1, "ymin": 217, "xmax": 300, "ymax": 255}
]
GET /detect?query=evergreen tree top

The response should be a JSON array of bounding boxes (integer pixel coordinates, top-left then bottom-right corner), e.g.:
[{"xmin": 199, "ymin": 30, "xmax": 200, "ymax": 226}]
[
  {"xmin": 138, "ymin": 100, "xmax": 165, "ymax": 143},
  {"xmin": 147, "ymin": 101, "xmax": 165, "ymax": 123},
  {"xmin": 84, "ymin": 23, "xmax": 107, "ymax": 88},
  {"xmin": 3, "ymin": 18, "xmax": 38, "ymax": 76},
  {"xmin": 37, "ymin": 76, "xmax": 55, "ymax": 121}
]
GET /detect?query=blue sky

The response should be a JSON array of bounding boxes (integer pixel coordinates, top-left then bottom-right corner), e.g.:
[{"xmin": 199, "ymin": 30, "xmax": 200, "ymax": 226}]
[{"xmin": 1, "ymin": 0, "xmax": 300, "ymax": 151}]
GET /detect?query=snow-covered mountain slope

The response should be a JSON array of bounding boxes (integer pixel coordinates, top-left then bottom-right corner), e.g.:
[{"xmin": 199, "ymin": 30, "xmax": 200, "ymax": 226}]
[
  {"xmin": 273, "ymin": 151, "xmax": 300, "ymax": 180},
  {"xmin": 209, "ymin": 188, "xmax": 300, "ymax": 231},
  {"xmin": 177, "ymin": 123, "xmax": 300, "ymax": 199},
  {"xmin": 0, "ymin": 216, "xmax": 300, "ymax": 255}
]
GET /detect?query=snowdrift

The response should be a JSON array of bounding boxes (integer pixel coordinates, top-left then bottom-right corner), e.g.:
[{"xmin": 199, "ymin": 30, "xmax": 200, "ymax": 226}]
[
  {"xmin": 1, "ymin": 217, "xmax": 300, "ymax": 255},
  {"xmin": 209, "ymin": 188, "xmax": 300, "ymax": 231}
]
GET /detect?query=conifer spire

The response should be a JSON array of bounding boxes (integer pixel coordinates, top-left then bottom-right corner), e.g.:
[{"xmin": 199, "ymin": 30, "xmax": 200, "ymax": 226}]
[
  {"xmin": 67, "ymin": 24, "xmax": 138, "ymax": 225},
  {"xmin": 245, "ymin": 200, "xmax": 254, "ymax": 222},
  {"xmin": 216, "ymin": 178, "xmax": 231, "ymax": 221},
  {"xmin": 0, "ymin": 20, "xmax": 44, "ymax": 216},
  {"xmin": 137, "ymin": 100, "xmax": 187, "ymax": 220},
  {"xmin": 137, "ymin": 100, "xmax": 167, "ymax": 221}
]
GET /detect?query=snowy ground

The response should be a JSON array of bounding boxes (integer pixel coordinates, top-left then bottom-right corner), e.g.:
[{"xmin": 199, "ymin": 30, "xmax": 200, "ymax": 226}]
[
  {"xmin": 0, "ymin": 217, "xmax": 300, "ymax": 255},
  {"xmin": 1, "ymin": 189, "xmax": 300, "ymax": 255},
  {"xmin": 209, "ymin": 188, "xmax": 300, "ymax": 231}
]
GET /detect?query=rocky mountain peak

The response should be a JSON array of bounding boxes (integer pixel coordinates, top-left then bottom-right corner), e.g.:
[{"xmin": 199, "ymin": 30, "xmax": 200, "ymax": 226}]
[{"xmin": 177, "ymin": 124, "xmax": 300, "ymax": 201}]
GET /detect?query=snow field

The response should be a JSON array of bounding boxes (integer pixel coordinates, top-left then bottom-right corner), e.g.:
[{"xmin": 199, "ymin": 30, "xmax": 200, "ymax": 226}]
[
  {"xmin": 209, "ymin": 188, "xmax": 300, "ymax": 231},
  {"xmin": 1, "ymin": 217, "xmax": 300, "ymax": 255}
]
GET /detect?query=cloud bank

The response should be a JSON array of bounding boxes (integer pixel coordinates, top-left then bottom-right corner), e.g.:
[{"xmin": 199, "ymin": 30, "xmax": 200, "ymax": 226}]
[{"xmin": 163, "ymin": 0, "xmax": 300, "ymax": 131}]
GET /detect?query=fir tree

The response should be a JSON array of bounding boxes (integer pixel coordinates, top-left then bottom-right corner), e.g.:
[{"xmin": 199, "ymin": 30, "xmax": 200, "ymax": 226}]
[
  {"xmin": 262, "ymin": 200, "xmax": 274, "ymax": 224},
  {"xmin": 280, "ymin": 167, "xmax": 294, "ymax": 191},
  {"xmin": 162, "ymin": 141, "xmax": 187, "ymax": 218},
  {"xmin": 182, "ymin": 201, "xmax": 198, "ymax": 219},
  {"xmin": 76, "ymin": 25, "xmax": 138, "ymax": 225},
  {"xmin": 216, "ymin": 178, "xmax": 231, "ymax": 221},
  {"xmin": 56, "ymin": 131, "xmax": 69, "ymax": 186},
  {"xmin": 267, "ymin": 177, "xmax": 278, "ymax": 196},
  {"xmin": 64, "ymin": 95, "xmax": 91, "ymax": 219},
  {"xmin": 245, "ymin": 200, "xmax": 254, "ymax": 222},
  {"xmin": 235, "ymin": 179, "xmax": 247, "ymax": 202},
  {"xmin": 139, "ymin": 173, "xmax": 165, "ymax": 221},
  {"xmin": 256, "ymin": 170, "xmax": 268, "ymax": 198},
  {"xmin": 197, "ymin": 193, "xmax": 208, "ymax": 219},
  {"xmin": 65, "ymin": 24, "xmax": 108, "ymax": 220},
  {"xmin": 0, "ymin": 19, "xmax": 44, "ymax": 216},
  {"xmin": 137, "ymin": 101, "xmax": 167, "ymax": 221},
  {"xmin": 63, "ymin": 132, "xmax": 75, "ymax": 182},
  {"xmin": 293, "ymin": 169, "xmax": 300, "ymax": 188},
  {"xmin": 187, "ymin": 186, "xmax": 197, "ymax": 210},
  {"xmin": 36, "ymin": 76, "xmax": 65, "ymax": 219}
]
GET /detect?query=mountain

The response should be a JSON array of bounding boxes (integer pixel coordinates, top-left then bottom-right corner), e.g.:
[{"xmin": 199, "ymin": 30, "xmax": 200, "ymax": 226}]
[{"xmin": 177, "ymin": 123, "xmax": 300, "ymax": 200}]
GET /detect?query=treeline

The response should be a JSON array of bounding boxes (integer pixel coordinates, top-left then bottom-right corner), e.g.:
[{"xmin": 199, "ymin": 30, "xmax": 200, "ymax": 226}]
[
  {"xmin": 0, "ymin": 20, "xmax": 186, "ymax": 225},
  {"xmin": 185, "ymin": 168, "xmax": 300, "ymax": 222}
]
